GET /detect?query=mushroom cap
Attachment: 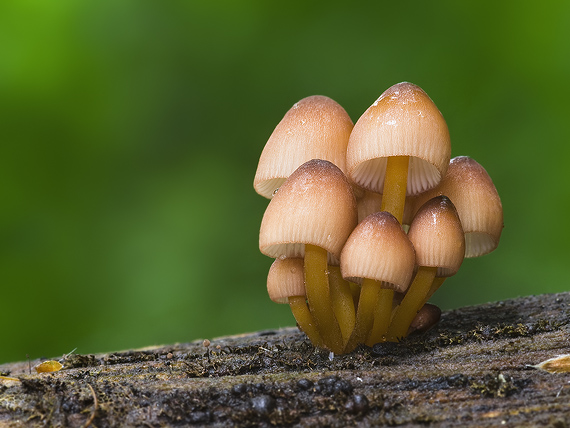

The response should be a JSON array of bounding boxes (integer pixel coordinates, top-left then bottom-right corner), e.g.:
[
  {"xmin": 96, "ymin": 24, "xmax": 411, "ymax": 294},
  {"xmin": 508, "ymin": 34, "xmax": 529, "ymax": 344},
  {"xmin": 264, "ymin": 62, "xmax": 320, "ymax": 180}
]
[
  {"xmin": 259, "ymin": 159, "xmax": 358, "ymax": 261},
  {"xmin": 254, "ymin": 95, "xmax": 353, "ymax": 199},
  {"xmin": 267, "ymin": 257, "xmax": 305, "ymax": 304},
  {"xmin": 347, "ymin": 82, "xmax": 451, "ymax": 196},
  {"xmin": 409, "ymin": 303, "xmax": 442, "ymax": 334},
  {"xmin": 412, "ymin": 156, "xmax": 503, "ymax": 258},
  {"xmin": 340, "ymin": 211, "xmax": 415, "ymax": 293},
  {"xmin": 407, "ymin": 195, "xmax": 465, "ymax": 277}
]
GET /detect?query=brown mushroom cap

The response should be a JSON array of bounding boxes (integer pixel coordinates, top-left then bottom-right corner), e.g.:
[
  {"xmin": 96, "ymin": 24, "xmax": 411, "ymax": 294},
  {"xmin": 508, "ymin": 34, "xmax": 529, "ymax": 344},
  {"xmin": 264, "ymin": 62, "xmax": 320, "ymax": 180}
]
[
  {"xmin": 254, "ymin": 95, "xmax": 353, "ymax": 199},
  {"xmin": 409, "ymin": 303, "xmax": 442, "ymax": 333},
  {"xmin": 340, "ymin": 211, "xmax": 415, "ymax": 293},
  {"xmin": 407, "ymin": 195, "xmax": 465, "ymax": 277},
  {"xmin": 412, "ymin": 156, "xmax": 503, "ymax": 258},
  {"xmin": 266, "ymin": 257, "xmax": 305, "ymax": 304},
  {"xmin": 259, "ymin": 159, "xmax": 358, "ymax": 261},
  {"xmin": 347, "ymin": 82, "xmax": 451, "ymax": 196}
]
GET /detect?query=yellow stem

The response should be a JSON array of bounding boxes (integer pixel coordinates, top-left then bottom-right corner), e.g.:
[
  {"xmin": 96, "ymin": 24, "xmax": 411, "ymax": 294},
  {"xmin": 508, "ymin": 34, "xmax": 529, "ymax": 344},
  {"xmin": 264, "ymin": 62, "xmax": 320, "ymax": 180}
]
[
  {"xmin": 349, "ymin": 282, "xmax": 360, "ymax": 308},
  {"xmin": 386, "ymin": 266, "xmax": 438, "ymax": 342},
  {"xmin": 343, "ymin": 278, "xmax": 380, "ymax": 352},
  {"xmin": 288, "ymin": 296, "xmax": 324, "ymax": 348},
  {"xmin": 365, "ymin": 287, "xmax": 395, "ymax": 346},
  {"xmin": 328, "ymin": 266, "xmax": 356, "ymax": 345},
  {"xmin": 425, "ymin": 276, "xmax": 446, "ymax": 302},
  {"xmin": 304, "ymin": 244, "xmax": 343, "ymax": 353},
  {"xmin": 381, "ymin": 155, "xmax": 409, "ymax": 224}
]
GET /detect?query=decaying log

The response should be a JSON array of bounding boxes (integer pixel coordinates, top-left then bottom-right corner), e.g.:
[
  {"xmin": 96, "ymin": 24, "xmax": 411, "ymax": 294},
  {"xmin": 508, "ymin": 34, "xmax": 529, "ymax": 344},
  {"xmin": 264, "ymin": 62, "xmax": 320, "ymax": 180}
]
[{"xmin": 1, "ymin": 292, "xmax": 570, "ymax": 427}]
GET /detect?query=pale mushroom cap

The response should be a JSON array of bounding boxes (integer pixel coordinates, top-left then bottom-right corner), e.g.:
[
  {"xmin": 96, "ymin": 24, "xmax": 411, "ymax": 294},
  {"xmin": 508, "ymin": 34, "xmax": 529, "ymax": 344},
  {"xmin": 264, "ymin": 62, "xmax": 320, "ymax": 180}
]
[
  {"xmin": 347, "ymin": 82, "xmax": 451, "ymax": 196},
  {"xmin": 267, "ymin": 257, "xmax": 305, "ymax": 304},
  {"xmin": 413, "ymin": 156, "xmax": 503, "ymax": 258},
  {"xmin": 254, "ymin": 95, "xmax": 354, "ymax": 199},
  {"xmin": 340, "ymin": 211, "xmax": 415, "ymax": 293},
  {"xmin": 259, "ymin": 159, "xmax": 358, "ymax": 261},
  {"xmin": 408, "ymin": 196, "xmax": 465, "ymax": 277}
]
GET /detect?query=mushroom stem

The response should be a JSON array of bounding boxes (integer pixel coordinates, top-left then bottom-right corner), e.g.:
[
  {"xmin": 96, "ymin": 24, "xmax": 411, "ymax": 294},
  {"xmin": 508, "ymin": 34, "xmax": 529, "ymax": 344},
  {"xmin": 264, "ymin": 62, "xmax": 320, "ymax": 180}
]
[
  {"xmin": 328, "ymin": 266, "xmax": 356, "ymax": 344},
  {"xmin": 288, "ymin": 296, "xmax": 324, "ymax": 347},
  {"xmin": 380, "ymin": 156, "xmax": 409, "ymax": 224},
  {"xmin": 425, "ymin": 276, "xmax": 447, "ymax": 302},
  {"xmin": 386, "ymin": 266, "xmax": 438, "ymax": 342},
  {"xmin": 365, "ymin": 287, "xmax": 394, "ymax": 346},
  {"xmin": 344, "ymin": 278, "xmax": 381, "ymax": 352},
  {"xmin": 304, "ymin": 244, "xmax": 344, "ymax": 353},
  {"xmin": 349, "ymin": 282, "xmax": 361, "ymax": 308}
]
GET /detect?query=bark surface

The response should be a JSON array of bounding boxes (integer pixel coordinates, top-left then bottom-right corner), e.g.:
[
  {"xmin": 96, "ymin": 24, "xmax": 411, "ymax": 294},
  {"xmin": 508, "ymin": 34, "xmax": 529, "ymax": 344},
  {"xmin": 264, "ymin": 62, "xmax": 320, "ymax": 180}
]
[{"xmin": 1, "ymin": 292, "xmax": 570, "ymax": 427}]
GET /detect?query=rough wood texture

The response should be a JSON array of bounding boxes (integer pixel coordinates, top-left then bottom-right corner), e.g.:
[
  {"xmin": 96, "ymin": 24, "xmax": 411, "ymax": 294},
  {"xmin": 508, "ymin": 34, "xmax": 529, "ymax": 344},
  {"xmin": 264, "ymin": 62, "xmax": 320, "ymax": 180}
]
[{"xmin": 2, "ymin": 292, "xmax": 570, "ymax": 427}]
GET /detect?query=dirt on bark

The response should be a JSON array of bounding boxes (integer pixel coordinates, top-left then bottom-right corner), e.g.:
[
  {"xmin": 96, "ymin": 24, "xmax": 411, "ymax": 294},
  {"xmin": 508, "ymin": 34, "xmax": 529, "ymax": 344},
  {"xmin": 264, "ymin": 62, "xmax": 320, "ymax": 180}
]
[{"xmin": 1, "ymin": 292, "xmax": 570, "ymax": 427}]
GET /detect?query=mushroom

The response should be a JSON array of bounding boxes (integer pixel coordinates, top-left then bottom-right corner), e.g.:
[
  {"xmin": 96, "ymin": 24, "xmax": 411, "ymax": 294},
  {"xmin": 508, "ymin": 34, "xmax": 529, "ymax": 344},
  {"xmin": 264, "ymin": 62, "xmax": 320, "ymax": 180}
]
[
  {"xmin": 412, "ymin": 156, "xmax": 504, "ymax": 300},
  {"xmin": 408, "ymin": 303, "xmax": 442, "ymax": 334},
  {"xmin": 259, "ymin": 159, "xmax": 358, "ymax": 353},
  {"xmin": 340, "ymin": 211, "xmax": 415, "ymax": 350},
  {"xmin": 266, "ymin": 257, "xmax": 323, "ymax": 347},
  {"xmin": 347, "ymin": 82, "xmax": 450, "ymax": 224},
  {"xmin": 413, "ymin": 156, "xmax": 503, "ymax": 258},
  {"xmin": 254, "ymin": 95, "xmax": 353, "ymax": 199},
  {"xmin": 386, "ymin": 195, "xmax": 465, "ymax": 341}
]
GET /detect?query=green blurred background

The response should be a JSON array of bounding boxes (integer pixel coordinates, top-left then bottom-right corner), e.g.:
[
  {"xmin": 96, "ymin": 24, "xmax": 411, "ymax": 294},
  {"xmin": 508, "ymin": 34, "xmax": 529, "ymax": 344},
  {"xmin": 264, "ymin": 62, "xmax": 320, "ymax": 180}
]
[{"xmin": 1, "ymin": 1, "xmax": 569, "ymax": 364}]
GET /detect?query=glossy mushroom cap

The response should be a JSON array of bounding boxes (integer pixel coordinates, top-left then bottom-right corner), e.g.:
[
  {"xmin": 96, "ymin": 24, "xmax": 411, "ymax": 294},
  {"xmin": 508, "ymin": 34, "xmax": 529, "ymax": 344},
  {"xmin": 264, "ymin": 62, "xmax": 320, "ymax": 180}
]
[
  {"xmin": 254, "ymin": 95, "xmax": 353, "ymax": 199},
  {"xmin": 409, "ymin": 303, "xmax": 442, "ymax": 334},
  {"xmin": 413, "ymin": 156, "xmax": 503, "ymax": 258},
  {"xmin": 347, "ymin": 82, "xmax": 451, "ymax": 196},
  {"xmin": 266, "ymin": 257, "xmax": 305, "ymax": 304},
  {"xmin": 340, "ymin": 211, "xmax": 415, "ymax": 292},
  {"xmin": 259, "ymin": 159, "xmax": 358, "ymax": 261},
  {"xmin": 408, "ymin": 196, "xmax": 465, "ymax": 277}
]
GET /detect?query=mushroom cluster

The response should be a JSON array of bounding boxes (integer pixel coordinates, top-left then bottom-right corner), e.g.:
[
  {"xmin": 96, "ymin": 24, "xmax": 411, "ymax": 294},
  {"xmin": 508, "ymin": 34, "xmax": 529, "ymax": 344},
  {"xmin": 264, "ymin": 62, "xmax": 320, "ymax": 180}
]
[{"xmin": 254, "ymin": 83, "xmax": 503, "ymax": 354}]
